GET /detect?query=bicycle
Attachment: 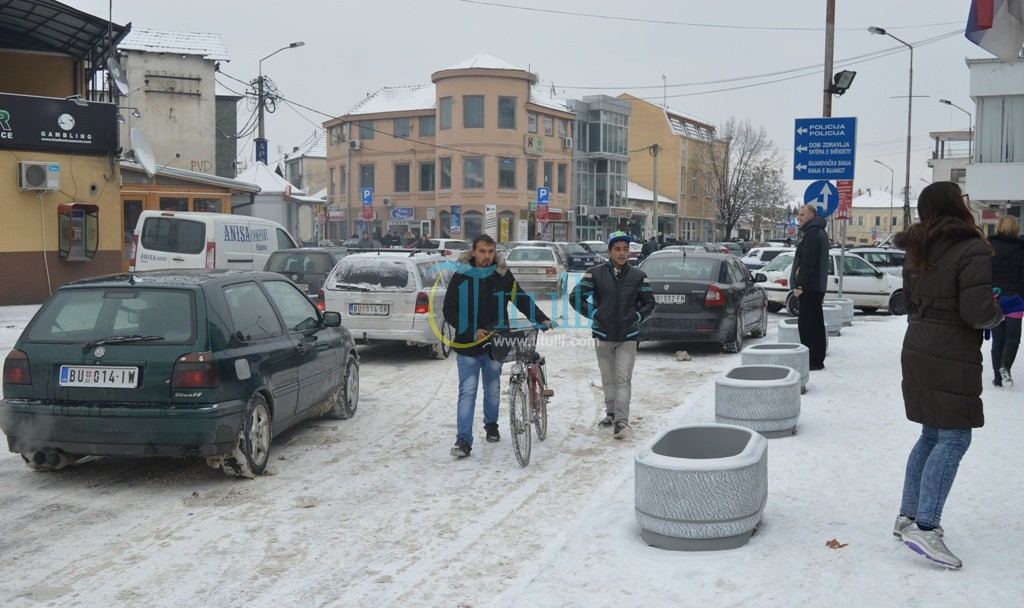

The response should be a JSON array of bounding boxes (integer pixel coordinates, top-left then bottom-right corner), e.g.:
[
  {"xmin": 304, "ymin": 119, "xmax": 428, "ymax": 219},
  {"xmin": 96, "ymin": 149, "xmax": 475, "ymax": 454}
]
[{"xmin": 489, "ymin": 326, "xmax": 554, "ymax": 467}]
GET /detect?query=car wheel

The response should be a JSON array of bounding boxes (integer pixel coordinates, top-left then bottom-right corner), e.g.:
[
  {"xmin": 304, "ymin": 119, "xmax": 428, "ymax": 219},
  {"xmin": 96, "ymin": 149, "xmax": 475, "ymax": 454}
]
[
  {"xmin": 766, "ymin": 301, "xmax": 783, "ymax": 313},
  {"xmin": 751, "ymin": 303, "xmax": 768, "ymax": 338},
  {"xmin": 723, "ymin": 313, "xmax": 744, "ymax": 353},
  {"xmin": 786, "ymin": 292, "xmax": 800, "ymax": 316},
  {"xmin": 888, "ymin": 290, "xmax": 908, "ymax": 316},
  {"xmin": 327, "ymin": 355, "xmax": 360, "ymax": 419},
  {"xmin": 223, "ymin": 393, "xmax": 272, "ymax": 478}
]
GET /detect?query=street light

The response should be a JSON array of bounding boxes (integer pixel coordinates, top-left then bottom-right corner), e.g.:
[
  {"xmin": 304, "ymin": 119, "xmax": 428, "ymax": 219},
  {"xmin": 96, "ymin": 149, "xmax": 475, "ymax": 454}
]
[
  {"xmin": 873, "ymin": 159, "xmax": 895, "ymax": 235},
  {"xmin": 939, "ymin": 99, "xmax": 973, "ymax": 162},
  {"xmin": 868, "ymin": 26, "xmax": 914, "ymax": 228},
  {"xmin": 256, "ymin": 41, "xmax": 305, "ymax": 164}
]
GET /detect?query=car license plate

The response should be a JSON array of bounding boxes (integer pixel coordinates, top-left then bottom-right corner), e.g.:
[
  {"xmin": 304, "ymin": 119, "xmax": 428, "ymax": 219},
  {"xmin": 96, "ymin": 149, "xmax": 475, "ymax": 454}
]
[
  {"xmin": 296, "ymin": 283, "xmax": 309, "ymax": 292},
  {"xmin": 349, "ymin": 303, "xmax": 389, "ymax": 316},
  {"xmin": 518, "ymin": 268, "xmax": 545, "ymax": 274},
  {"xmin": 654, "ymin": 294, "xmax": 687, "ymax": 304},
  {"xmin": 59, "ymin": 365, "xmax": 139, "ymax": 388}
]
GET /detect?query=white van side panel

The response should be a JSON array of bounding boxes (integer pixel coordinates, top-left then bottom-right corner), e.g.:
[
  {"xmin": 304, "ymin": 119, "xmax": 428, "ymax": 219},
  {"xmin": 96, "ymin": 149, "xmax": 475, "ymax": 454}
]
[{"xmin": 214, "ymin": 217, "xmax": 257, "ymax": 269}]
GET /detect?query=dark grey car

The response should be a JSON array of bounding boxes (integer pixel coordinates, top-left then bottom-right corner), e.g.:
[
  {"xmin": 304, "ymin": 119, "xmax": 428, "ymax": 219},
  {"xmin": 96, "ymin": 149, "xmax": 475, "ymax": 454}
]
[{"xmin": 265, "ymin": 248, "xmax": 351, "ymax": 297}]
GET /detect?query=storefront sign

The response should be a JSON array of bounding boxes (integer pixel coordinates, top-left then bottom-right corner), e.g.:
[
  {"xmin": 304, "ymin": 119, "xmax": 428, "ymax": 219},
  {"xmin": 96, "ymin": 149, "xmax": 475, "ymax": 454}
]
[
  {"xmin": 389, "ymin": 207, "xmax": 415, "ymax": 221},
  {"xmin": 524, "ymin": 134, "xmax": 544, "ymax": 156},
  {"xmin": 499, "ymin": 217, "xmax": 511, "ymax": 243},
  {"xmin": 608, "ymin": 207, "xmax": 633, "ymax": 218},
  {"xmin": 426, "ymin": 207, "xmax": 436, "ymax": 220},
  {"xmin": 450, "ymin": 205, "xmax": 462, "ymax": 234},
  {"xmin": 485, "ymin": 204, "xmax": 497, "ymax": 238},
  {"xmin": 0, "ymin": 93, "xmax": 117, "ymax": 154}
]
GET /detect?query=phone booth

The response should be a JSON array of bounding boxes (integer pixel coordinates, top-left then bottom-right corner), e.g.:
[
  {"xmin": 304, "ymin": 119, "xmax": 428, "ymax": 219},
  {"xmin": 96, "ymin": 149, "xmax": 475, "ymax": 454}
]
[{"xmin": 57, "ymin": 203, "xmax": 99, "ymax": 261}]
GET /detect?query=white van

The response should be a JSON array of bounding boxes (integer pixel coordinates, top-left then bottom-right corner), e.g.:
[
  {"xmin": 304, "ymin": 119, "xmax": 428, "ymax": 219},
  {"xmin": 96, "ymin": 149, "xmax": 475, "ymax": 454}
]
[{"xmin": 130, "ymin": 211, "xmax": 298, "ymax": 271}]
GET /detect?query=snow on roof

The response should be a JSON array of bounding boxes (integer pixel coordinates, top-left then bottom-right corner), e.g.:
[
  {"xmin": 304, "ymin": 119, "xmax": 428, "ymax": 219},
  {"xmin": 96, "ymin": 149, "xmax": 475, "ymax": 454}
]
[
  {"xmin": 347, "ymin": 84, "xmax": 436, "ymax": 116},
  {"xmin": 627, "ymin": 181, "xmax": 676, "ymax": 204},
  {"xmin": 284, "ymin": 131, "xmax": 327, "ymax": 160},
  {"xmin": 234, "ymin": 162, "xmax": 305, "ymax": 195},
  {"xmin": 853, "ymin": 188, "xmax": 917, "ymax": 209},
  {"xmin": 119, "ymin": 28, "xmax": 230, "ymax": 61},
  {"xmin": 441, "ymin": 53, "xmax": 525, "ymax": 72},
  {"xmin": 530, "ymin": 86, "xmax": 572, "ymax": 113}
]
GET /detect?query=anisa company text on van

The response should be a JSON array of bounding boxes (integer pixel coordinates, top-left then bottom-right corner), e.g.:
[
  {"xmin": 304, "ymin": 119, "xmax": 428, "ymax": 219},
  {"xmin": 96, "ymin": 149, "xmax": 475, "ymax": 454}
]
[{"xmin": 223, "ymin": 225, "xmax": 269, "ymax": 243}]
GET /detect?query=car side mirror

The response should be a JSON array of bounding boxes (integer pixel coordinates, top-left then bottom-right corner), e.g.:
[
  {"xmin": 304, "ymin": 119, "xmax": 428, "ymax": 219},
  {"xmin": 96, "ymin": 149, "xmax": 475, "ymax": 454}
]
[
  {"xmin": 322, "ymin": 311, "xmax": 342, "ymax": 327},
  {"xmin": 875, "ymin": 271, "xmax": 883, "ymax": 278},
  {"xmin": 754, "ymin": 273, "xmax": 767, "ymax": 283}
]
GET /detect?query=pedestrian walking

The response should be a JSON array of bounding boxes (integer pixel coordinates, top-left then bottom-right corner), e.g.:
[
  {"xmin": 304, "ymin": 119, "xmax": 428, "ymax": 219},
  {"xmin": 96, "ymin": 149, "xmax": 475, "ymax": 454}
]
[
  {"xmin": 988, "ymin": 215, "xmax": 1024, "ymax": 386},
  {"xmin": 442, "ymin": 234, "xmax": 551, "ymax": 458},
  {"xmin": 790, "ymin": 204, "xmax": 829, "ymax": 370},
  {"xmin": 891, "ymin": 181, "xmax": 1004, "ymax": 569},
  {"xmin": 640, "ymin": 237, "xmax": 659, "ymax": 262},
  {"xmin": 569, "ymin": 231, "xmax": 657, "ymax": 439},
  {"xmin": 356, "ymin": 231, "xmax": 376, "ymax": 249}
]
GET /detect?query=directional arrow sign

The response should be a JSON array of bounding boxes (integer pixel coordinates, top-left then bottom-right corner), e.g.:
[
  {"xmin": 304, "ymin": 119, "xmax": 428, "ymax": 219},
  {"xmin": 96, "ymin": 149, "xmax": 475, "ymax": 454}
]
[
  {"xmin": 803, "ymin": 180, "xmax": 839, "ymax": 218},
  {"xmin": 793, "ymin": 117, "xmax": 857, "ymax": 181}
]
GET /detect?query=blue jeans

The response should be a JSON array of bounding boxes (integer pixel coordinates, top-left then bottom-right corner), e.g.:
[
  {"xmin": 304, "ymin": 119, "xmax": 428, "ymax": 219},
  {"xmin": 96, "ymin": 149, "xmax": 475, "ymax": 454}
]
[
  {"xmin": 455, "ymin": 353, "xmax": 503, "ymax": 447},
  {"xmin": 899, "ymin": 425, "xmax": 972, "ymax": 529}
]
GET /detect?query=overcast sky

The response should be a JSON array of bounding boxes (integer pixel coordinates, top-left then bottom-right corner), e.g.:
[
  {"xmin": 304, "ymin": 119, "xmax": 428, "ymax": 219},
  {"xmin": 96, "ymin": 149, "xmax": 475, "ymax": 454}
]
[{"xmin": 67, "ymin": 0, "xmax": 988, "ymax": 198}]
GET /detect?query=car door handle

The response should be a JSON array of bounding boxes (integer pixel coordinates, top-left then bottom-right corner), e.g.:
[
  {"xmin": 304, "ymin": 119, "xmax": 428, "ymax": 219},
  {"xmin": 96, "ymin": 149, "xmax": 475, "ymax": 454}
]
[{"xmin": 172, "ymin": 257, "xmax": 185, "ymax": 262}]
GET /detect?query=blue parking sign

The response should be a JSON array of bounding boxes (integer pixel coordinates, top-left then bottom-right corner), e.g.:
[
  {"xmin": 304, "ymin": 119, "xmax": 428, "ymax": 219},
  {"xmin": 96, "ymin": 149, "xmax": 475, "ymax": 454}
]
[
  {"xmin": 537, "ymin": 187, "xmax": 550, "ymax": 205},
  {"xmin": 360, "ymin": 188, "xmax": 373, "ymax": 205}
]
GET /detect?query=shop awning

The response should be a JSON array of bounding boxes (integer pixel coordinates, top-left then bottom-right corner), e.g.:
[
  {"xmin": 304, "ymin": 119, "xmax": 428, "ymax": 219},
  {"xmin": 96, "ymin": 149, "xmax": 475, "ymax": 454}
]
[{"xmin": 0, "ymin": 0, "xmax": 128, "ymax": 60}]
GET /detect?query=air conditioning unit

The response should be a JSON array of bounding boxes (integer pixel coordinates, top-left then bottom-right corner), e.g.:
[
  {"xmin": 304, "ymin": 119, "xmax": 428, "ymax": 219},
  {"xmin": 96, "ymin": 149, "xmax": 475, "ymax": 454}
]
[
  {"xmin": 576, "ymin": 205, "xmax": 588, "ymax": 216},
  {"xmin": 382, "ymin": 197, "xmax": 393, "ymax": 207},
  {"xmin": 348, "ymin": 139, "xmax": 362, "ymax": 151},
  {"xmin": 18, "ymin": 161, "xmax": 61, "ymax": 191},
  {"xmin": 562, "ymin": 137, "xmax": 573, "ymax": 149}
]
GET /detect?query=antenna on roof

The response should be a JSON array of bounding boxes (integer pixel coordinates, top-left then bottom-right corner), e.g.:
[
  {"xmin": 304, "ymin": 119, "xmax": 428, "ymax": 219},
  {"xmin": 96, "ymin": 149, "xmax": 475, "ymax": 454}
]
[
  {"xmin": 550, "ymin": 82, "xmax": 556, "ymax": 97},
  {"xmin": 662, "ymin": 75, "xmax": 667, "ymax": 109}
]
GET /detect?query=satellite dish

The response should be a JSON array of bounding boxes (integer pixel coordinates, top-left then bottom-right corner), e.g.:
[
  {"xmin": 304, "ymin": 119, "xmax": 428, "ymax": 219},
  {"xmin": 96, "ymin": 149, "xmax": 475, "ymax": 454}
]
[
  {"xmin": 131, "ymin": 127, "xmax": 157, "ymax": 177},
  {"xmin": 107, "ymin": 56, "xmax": 130, "ymax": 96}
]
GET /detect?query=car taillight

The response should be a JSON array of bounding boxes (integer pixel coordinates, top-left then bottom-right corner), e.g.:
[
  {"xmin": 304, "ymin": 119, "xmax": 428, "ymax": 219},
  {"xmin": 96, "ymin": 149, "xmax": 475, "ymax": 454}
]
[
  {"xmin": 546, "ymin": 267, "xmax": 556, "ymax": 276},
  {"xmin": 2, "ymin": 349, "xmax": 31, "ymax": 386},
  {"xmin": 415, "ymin": 292, "xmax": 430, "ymax": 314},
  {"xmin": 442, "ymin": 249, "xmax": 452, "ymax": 256},
  {"xmin": 205, "ymin": 241, "xmax": 216, "ymax": 269},
  {"xmin": 719, "ymin": 246, "xmax": 729, "ymax": 254},
  {"xmin": 128, "ymin": 234, "xmax": 138, "ymax": 271},
  {"xmin": 171, "ymin": 352, "xmax": 218, "ymax": 388},
  {"xmin": 316, "ymin": 289, "xmax": 326, "ymax": 312},
  {"xmin": 773, "ymin": 278, "xmax": 789, "ymax": 287},
  {"xmin": 705, "ymin": 284, "xmax": 725, "ymax": 307}
]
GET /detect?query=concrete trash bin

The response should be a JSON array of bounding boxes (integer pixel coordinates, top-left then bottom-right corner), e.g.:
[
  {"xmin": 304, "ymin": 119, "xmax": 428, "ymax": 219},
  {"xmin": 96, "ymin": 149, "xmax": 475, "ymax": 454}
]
[
  {"xmin": 822, "ymin": 304, "xmax": 843, "ymax": 337},
  {"xmin": 715, "ymin": 364, "xmax": 801, "ymax": 437},
  {"xmin": 778, "ymin": 317, "xmax": 828, "ymax": 353},
  {"xmin": 825, "ymin": 297, "xmax": 855, "ymax": 326},
  {"xmin": 741, "ymin": 343, "xmax": 809, "ymax": 393},
  {"xmin": 635, "ymin": 424, "xmax": 768, "ymax": 551}
]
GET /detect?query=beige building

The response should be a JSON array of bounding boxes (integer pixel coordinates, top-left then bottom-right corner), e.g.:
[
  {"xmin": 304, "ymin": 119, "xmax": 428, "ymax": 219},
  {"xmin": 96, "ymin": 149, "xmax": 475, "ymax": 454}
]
[
  {"xmin": 842, "ymin": 188, "xmax": 918, "ymax": 245},
  {"xmin": 618, "ymin": 94, "xmax": 719, "ymax": 241},
  {"xmin": 323, "ymin": 54, "xmax": 575, "ymax": 243}
]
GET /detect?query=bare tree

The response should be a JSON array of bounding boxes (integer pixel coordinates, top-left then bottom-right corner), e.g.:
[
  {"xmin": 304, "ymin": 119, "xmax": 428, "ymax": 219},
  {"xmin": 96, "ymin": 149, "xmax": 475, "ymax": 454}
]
[{"xmin": 706, "ymin": 119, "xmax": 789, "ymax": 239}]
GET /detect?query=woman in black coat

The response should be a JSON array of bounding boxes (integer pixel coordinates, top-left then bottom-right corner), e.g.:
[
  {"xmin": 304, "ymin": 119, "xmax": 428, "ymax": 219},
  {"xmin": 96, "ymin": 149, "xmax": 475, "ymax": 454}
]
[{"xmin": 988, "ymin": 215, "xmax": 1024, "ymax": 386}]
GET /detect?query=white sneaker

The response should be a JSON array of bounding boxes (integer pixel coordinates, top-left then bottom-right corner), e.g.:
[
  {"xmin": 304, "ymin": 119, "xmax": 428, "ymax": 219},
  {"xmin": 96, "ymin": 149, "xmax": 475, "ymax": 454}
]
[
  {"xmin": 1000, "ymin": 367, "xmax": 1013, "ymax": 386},
  {"xmin": 901, "ymin": 524, "xmax": 962, "ymax": 569},
  {"xmin": 893, "ymin": 515, "xmax": 914, "ymax": 538}
]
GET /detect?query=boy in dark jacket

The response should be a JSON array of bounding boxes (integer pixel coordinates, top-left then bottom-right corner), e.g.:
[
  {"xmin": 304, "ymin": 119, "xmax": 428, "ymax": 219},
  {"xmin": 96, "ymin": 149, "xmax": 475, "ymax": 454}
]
[
  {"xmin": 988, "ymin": 215, "xmax": 1024, "ymax": 386},
  {"xmin": 570, "ymin": 231, "xmax": 656, "ymax": 439},
  {"xmin": 790, "ymin": 204, "xmax": 830, "ymax": 370}
]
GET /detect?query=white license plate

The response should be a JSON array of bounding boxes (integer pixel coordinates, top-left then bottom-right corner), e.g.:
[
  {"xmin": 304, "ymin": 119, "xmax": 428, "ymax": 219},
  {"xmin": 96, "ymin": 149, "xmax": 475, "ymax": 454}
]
[
  {"xmin": 59, "ymin": 365, "xmax": 140, "ymax": 388},
  {"xmin": 654, "ymin": 294, "xmax": 687, "ymax": 304},
  {"xmin": 296, "ymin": 283, "xmax": 309, "ymax": 292},
  {"xmin": 349, "ymin": 303, "xmax": 390, "ymax": 316},
  {"xmin": 516, "ymin": 268, "xmax": 546, "ymax": 274}
]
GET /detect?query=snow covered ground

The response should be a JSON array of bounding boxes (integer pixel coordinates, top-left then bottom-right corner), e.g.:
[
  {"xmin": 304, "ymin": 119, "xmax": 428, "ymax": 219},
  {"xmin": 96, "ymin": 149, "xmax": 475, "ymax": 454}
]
[{"xmin": 1, "ymin": 301, "xmax": 1022, "ymax": 607}]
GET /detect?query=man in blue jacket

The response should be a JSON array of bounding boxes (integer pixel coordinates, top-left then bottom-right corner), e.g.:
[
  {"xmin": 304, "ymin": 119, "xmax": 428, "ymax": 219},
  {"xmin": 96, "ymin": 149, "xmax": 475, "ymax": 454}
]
[{"xmin": 570, "ymin": 231, "xmax": 657, "ymax": 439}]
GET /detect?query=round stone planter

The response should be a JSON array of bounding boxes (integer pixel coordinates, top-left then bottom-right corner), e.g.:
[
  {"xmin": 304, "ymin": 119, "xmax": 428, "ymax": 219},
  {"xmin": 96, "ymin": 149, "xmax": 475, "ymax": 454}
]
[
  {"xmin": 715, "ymin": 364, "xmax": 801, "ymax": 437},
  {"xmin": 825, "ymin": 297, "xmax": 855, "ymax": 327},
  {"xmin": 822, "ymin": 304, "xmax": 843, "ymax": 337},
  {"xmin": 741, "ymin": 343, "xmax": 809, "ymax": 393},
  {"xmin": 635, "ymin": 423, "xmax": 768, "ymax": 551},
  {"xmin": 778, "ymin": 317, "xmax": 828, "ymax": 353}
]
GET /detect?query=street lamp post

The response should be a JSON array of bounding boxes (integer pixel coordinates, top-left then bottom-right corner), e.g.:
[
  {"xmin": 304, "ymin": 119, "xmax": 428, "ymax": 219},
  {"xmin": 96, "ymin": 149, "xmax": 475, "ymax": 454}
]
[
  {"xmin": 939, "ymin": 99, "xmax": 973, "ymax": 162},
  {"xmin": 868, "ymin": 26, "xmax": 913, "ymax": 228},
  {"xmin": 873, "ymin": 159, "xmax": 895, "ymax": 237},
  {"xmin": 256, "ymin": 41, "xmax": 305, "ymax": 164}
]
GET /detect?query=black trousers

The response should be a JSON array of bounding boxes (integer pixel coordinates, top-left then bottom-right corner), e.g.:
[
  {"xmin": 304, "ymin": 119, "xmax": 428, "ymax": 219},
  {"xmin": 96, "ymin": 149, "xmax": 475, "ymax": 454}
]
[
  {"xmin": 798, "ymin": 289, "xmax": 827, "ymax": 367},
  {"xmin": 992, "ymin": 317, "xmax": 1022, "ymax": 379}
]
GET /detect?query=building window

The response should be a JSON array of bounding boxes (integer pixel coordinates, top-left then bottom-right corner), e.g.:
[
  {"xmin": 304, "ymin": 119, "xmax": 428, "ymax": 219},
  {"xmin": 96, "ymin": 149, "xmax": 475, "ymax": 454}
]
[
  {"xmin": 857, "ymin": 215, "xmax": 864, "ymax": 226},
  {"xmin": 464, "ymin": 156, "xmax": 484, "ymax": 188},
  {"xmin": 527, "ymin": 159, "xmax": 537, "ymax": 190},
  {"xmin": 420, "ymin": 116, "xmax": 436, "ymax": 137},
  {"xmin": 875, "ymin": 216, "xmax": 881, "ymax": 226},
  {"xmin": 440, "ymin": 157, "xmax": 452, "ymax": 189},
  {"xmin": 463, "ymin": 95, "xmax": 484, "ymax": 128},
  {"xmin": 394, "ymin": 118, "xmax": 411, "ymax": 138},
  {"xmin": 892, "ymin": 216, "xmax": 898, "ymax": 226},
  {"xmin": 498, "ymin": 96, "xmax": 516, "ymax": 129},
  {"xmin": 499, "ymin": 157, "xmax": 516, "ymax": 189},
  {"xmin": 358, "ymin": 120, "xmax": 375, "ymax": 139},
  {"xmin": 950, "ymin": 167, "xmax": 966, "ymax": 182},
  {"xmin": 338, "ymin": 165, "xmax": 346, "ymax": 198},
  {"xmin": 329, "ymin": 168, "xmax": 336, "ymax": 196},
  {"xmin": 558, "ymin": 119, "xmax": 567, "ymax": 138},
  {"xmin": 394, "ymin": 163, "xmax": 410, "ymax": 192},
  {"xmin": 543, "ymin": 161, "xmax": 553, "ymax": 188},
  {"xmin": 527, "ymin": 112, "xmax": 538, "ymax": 134},
  {"xmin": 360, "ymin": 164, "xmax": 374, "ymax": 190},
  {"xmin": 420, "ymin": 162, "xmax": 436, "ymax": 191},
  {"xmin": 440, "ymin": 97, "xmax": 453, "ymax": 130},
  {"xmin": 691, "ymin": 170, "xmax": 698, "ymax": 195},
  {"xmin": 557, "ymin": 163, "xmax": 567, "ymax": 194},
  {"xmin": 544, "ymin": 116, "xmax": 553, "ymax": 136}
]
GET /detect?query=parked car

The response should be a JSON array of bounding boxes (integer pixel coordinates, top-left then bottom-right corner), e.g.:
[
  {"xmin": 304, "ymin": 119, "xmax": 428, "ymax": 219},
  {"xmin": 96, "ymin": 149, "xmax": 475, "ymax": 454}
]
[
  {"xmin": 755, "ymin": 251, "xmax": 906, "ymax": 315},
  {"xmin": 131, "ymin": 211, "xmax": 298, "ymax": 272},
  {"xmin": 718, "ymin": 242, "xmax": 745, "ymax": 257},
  {"xmin": 409, "ymin": 238, "xmax": 470, "ymax": 255},
  {"xmin": 555, "ymin": 242, "xmax": 604, "ymax": 271},
  {"xmin": 0, "ymin": 270, "xmax": 358, "ymax": 477},
  {"xmin": 649, "ymin": 245, "xmax": 705, "ymax": 256},
  {"xmin": 579, "ymin": 241, "xmax": 609, "ymax": 259},
  {"xmin": 264, "ymin": 247, "xmax": 350, "ymax": 300},
  {"xmin": 321, "ymin": 250, "xmax": 454, "ymax": 358},
  {"xmin": 508, "ymin": 240, "xmax": 569, "ymax": 269},
  {"xmin": 629, "ymin": 241, "xmax": 643, "ymax": 265},
  {"xmin": 848, "ymin": 247, "xmax": 905, "ymax": 276},
  {"xmin": 740, "ymin": 246, "xmax": 795, "ymax": 271},
  {"xmin": 503, "ymin": 246, "xmax": 567, "ymax": 295},
  {"xmin": 638, "ymin": 252, "xmax": 768, "ymax": 352}
]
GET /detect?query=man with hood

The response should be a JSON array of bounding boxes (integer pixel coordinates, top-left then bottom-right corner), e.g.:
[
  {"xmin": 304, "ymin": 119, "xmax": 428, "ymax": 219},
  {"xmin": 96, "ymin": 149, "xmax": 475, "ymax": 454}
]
[
  {"xmin": 791, "ymin": 204, "xmax": 829, "ymax": 370},
  {"xmin": 442, "ymin": 234, "xmax": 551, "ymax": 458}
]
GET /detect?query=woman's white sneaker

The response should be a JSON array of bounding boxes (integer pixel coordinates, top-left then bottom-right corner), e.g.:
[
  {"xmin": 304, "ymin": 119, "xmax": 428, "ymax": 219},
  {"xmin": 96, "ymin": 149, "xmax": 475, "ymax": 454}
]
[{"xmin": 901, "ymin": 524, "xmax": 962, "ymax": 569}]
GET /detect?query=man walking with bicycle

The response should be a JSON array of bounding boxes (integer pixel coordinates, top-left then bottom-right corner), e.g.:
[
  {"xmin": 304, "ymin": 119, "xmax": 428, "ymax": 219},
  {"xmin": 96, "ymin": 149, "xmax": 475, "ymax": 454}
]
[
  {"xmin": 443, "ymin": 234, "xmax": 551, "ymax": 458},
  {"xmin": 570, "ymin": 231, "xmax": 657, "ymax": 439}
]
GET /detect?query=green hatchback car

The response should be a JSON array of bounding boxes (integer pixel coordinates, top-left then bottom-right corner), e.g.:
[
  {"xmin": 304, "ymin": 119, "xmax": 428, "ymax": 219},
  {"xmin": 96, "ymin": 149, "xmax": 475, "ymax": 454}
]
[{"xmin": 0, "ymin": 270, "xmax": 359, "ymax": 478}]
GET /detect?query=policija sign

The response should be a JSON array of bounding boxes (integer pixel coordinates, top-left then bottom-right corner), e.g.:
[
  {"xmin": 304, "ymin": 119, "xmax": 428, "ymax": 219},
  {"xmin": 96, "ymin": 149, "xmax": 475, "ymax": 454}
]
[{"xmin": 0, "ymin": 93, "xmax": 118, "ymax": 155}]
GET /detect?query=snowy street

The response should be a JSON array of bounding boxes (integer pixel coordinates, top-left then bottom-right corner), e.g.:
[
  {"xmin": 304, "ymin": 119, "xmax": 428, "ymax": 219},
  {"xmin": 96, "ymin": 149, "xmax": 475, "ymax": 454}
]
[{"xmin": 1, "ymin": 303, "xmax": 1023, "ymax": 608}]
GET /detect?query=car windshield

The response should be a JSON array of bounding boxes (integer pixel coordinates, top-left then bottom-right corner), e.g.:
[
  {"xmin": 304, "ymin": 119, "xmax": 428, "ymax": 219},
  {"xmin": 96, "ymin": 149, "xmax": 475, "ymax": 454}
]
[
  {"xmin": 641, "ymin": 257, "xmax": 720, "ymax": 282},
  {"xmin": 763, "ymin": 253, "xmax": 794, "ymax": 272},
  {"xmin": 508, "ymin": 248, "xmax": 554, "ymax": 262},
  {"xmin": 446, "ymin": 240, "xmax": 470, "ymax": 250},
  {"xmin": 266, "ymin": 252, "xmax": 334, "ymax": 273},
  {"xmin": 333, "ymin": 259, "xmax": 413, "ymax": 291},
  {"xmin": 760, "ymin": 250, "xmax": 787, "ymax": 262},
  {"xmin": 560, "ymin": 243, "xmax": 586, "ymax": 254},
  {"xmin": 27, "ymin": 288, "xmax": 195, "ymax": 343}
]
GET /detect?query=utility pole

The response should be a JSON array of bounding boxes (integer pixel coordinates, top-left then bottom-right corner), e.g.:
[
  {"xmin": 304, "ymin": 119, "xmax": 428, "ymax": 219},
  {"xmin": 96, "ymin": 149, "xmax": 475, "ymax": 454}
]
[
  {"xmin": 650, "ymin": 143, "xmax": 660, "ymax": 241},
  {"xmin": 255, "ymin": 41, "xmax": 305, "ymax": 165},
  {"xmin": 346, "ymin": 133, "xmax": 354, "ymax": 240},
  {"xmin": 823, "ymin": 0, "xmax": 846, "ymax": 298}
]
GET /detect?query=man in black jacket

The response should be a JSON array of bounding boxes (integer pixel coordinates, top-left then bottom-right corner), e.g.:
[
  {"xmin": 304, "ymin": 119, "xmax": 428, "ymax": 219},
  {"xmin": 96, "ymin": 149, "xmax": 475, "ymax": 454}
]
[
  {"xmin": 442, "ymin": 235, "xmax": 550, "ymax": 457},
  {"xmin": 790, "ymin": 204, "xmax": 830, "ymax": 370},
  {"xmin": 570, "ymin": 231, "xmax": 657, "ymax": 439}
]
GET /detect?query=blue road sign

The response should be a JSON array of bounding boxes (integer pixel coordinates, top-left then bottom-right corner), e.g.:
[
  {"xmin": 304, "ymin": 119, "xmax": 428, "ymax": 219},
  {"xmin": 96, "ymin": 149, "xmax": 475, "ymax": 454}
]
[
  {"xmin": 788, "ymin": 216, "xmax": 798, "ymax": 227},
  {"xmin": 537, "ymin": 187, "xmax": 550, "ymax": 205},
  {"xmin": 360, "ymin": 188, "xmax": 373, "ymax": 205},
  {"xmin": 803, "ymin": 180, "xmax": 840, "ymax": 218},
  {"xmin": 793, "ymin": 117, "xmax": 857, "ymax": 180}
]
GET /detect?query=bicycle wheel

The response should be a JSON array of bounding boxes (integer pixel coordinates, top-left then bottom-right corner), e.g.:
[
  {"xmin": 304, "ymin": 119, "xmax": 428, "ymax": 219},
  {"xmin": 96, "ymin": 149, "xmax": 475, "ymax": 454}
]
[
  {"xmin": 509, "ymin": 378, "xmax": 532, "ymax": 467},
  {"xmin": 531, "ymin": 367, "xmax": 549, "ymax": 441}
]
